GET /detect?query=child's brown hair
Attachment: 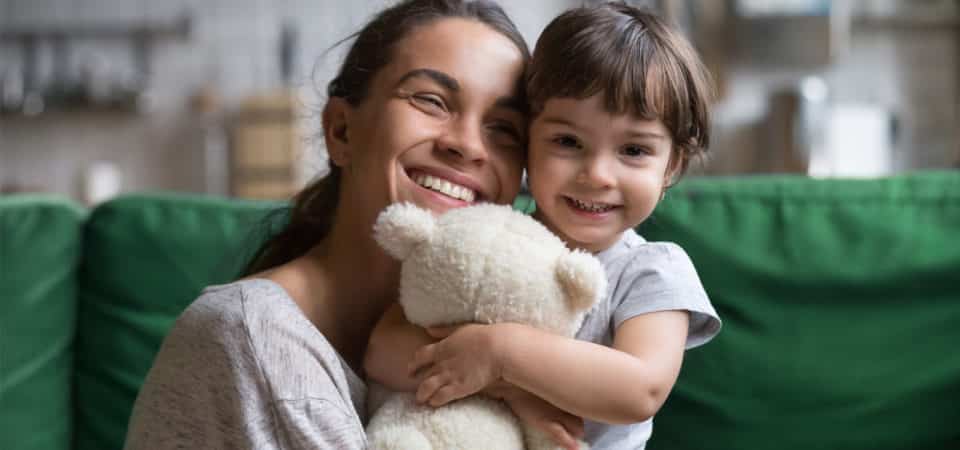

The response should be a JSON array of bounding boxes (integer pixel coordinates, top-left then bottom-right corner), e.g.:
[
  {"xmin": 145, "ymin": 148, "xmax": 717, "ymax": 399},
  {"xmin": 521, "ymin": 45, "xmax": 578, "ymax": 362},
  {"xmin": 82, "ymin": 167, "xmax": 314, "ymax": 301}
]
[{"xmin": 527, "ymin": 2, "xmax": 713, "ymax": 178}]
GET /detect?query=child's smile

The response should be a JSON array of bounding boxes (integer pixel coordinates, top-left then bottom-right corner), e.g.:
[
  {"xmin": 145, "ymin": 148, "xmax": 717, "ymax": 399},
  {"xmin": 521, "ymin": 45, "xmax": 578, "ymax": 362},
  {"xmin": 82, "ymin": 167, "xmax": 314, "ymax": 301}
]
[{"xmin": 566, "ymin": 196, "xmax": 620, "ymax": 214}]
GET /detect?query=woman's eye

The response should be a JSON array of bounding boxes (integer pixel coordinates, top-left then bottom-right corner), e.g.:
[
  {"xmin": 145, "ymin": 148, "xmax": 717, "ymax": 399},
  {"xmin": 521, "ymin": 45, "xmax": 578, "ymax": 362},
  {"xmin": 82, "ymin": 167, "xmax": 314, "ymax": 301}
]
[
  {"xmin": 412, "ymin": 94, "xmax": 447, "ymax": 113},
  {"xmin": 487, "ymin": 123, "xmax": 523, "ymax": 148},
  {"xmin": 551, "ymin": 135, "xmax": 581, "ymax": 149},
  {"xmin": 622, "ymin": 145, "xmax": 650, "ymax": 157},
  {"xmin": 491, "ymin": 122, "xmax": 521, "ymax": 139}
]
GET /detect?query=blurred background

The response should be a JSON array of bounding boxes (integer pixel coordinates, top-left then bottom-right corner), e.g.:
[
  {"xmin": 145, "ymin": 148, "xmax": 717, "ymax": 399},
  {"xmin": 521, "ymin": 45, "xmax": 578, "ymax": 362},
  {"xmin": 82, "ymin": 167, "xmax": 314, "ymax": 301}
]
[{"xmin": 0, "ymin": 0, "xmax": 957, "ymax": 205}]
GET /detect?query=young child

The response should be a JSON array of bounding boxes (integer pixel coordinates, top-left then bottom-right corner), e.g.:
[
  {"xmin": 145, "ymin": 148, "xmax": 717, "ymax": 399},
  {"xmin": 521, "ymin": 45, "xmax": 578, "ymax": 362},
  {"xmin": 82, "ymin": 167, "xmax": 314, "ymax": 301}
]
[{"xmin": 364, "ymin": 3, "xmax": 721, "ymax": 449}]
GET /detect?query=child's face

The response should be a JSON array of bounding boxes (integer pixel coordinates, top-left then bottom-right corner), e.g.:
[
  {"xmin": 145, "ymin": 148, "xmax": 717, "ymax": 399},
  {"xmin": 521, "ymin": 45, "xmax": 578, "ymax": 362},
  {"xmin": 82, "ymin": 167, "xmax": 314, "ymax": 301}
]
[{"xmin": 527, "ymin": 94, "xmax": 676, "ymax": 253}]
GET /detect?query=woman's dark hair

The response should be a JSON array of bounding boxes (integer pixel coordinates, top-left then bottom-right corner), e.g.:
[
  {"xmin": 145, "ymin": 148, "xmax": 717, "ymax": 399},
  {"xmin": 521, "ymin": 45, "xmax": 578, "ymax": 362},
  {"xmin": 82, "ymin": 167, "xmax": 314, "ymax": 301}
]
[
  {"xmin": 527, "ymin": 2, "xmax": 713, "ymax": 179},
  {"xmin": 242, "ymin": 0, "xmax": 529, "ymax": 276}
]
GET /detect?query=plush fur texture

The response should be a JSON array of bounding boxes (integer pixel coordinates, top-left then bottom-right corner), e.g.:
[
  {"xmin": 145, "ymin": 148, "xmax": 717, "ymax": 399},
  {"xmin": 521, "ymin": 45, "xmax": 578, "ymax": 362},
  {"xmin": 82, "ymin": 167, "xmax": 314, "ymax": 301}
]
[{"xmin": 367, "ymin": 203, "xmax": 607, "ymax": 450}]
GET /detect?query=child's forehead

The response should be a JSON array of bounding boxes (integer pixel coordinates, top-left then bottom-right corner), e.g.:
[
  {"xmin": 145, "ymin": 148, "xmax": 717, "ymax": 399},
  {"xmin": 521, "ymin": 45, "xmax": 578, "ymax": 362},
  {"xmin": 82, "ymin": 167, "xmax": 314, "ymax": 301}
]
[
  {"xmin": 532, "ymin": 98, "xmax": 673, "ymax": 145},
  {"xmin": 535, "ymin": 95, "xmax": 668, "ymax": 131}
]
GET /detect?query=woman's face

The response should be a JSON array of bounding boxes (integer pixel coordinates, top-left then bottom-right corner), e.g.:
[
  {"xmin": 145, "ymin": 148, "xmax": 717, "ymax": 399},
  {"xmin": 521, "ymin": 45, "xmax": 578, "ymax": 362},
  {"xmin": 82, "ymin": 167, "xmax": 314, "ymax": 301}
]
[{"xmin": 330, "ymin": 18, "xmax": 527, "ymax": 217}]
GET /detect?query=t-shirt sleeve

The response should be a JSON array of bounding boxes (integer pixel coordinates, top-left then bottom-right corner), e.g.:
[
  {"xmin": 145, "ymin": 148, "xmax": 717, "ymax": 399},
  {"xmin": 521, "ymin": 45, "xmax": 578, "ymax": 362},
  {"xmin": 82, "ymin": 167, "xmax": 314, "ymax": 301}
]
[
  {"xmin": 124, "ymin": 287, "xmax": 366, "ymax": 450},
  {"xmin": 612, "ymin": 242, "xmax": 722, "ymax": 349}
]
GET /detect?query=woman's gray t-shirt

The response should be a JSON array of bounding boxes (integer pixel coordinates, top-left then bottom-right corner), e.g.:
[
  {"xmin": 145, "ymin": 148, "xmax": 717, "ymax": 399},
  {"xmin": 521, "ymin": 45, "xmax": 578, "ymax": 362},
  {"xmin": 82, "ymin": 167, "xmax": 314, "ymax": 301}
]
[
  {"xmin": 575, "ymin": 229, "xmax": 722, "ymax": 449},
  {"xmin": 124, "ymin": 279, "xmax": 367, "ymax": 450}
]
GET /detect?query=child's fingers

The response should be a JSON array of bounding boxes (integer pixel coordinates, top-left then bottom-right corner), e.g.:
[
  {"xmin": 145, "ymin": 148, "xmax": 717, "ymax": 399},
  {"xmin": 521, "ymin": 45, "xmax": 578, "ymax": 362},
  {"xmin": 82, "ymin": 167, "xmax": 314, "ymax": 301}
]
[
  {"xmin": 408, "ymin": 343, "xmax": 437, "ymax": 376},
  {"xmin": 427, "ymin": 384, "xmax": 463, "ymax": 407},
  {"xmin": 559, "ymin": 414, "xmax": 585, "ymax": 439},
  {"xmin": 425, "ymin": 325, "xmax": 458, "ymax": 339},
  {"xmin": 543, "ymin": 422, "xmax": 577, "ymax": 450},
  {"xmin": 415, "ymin": 372, "xmax": 446, "ymax": 404}
]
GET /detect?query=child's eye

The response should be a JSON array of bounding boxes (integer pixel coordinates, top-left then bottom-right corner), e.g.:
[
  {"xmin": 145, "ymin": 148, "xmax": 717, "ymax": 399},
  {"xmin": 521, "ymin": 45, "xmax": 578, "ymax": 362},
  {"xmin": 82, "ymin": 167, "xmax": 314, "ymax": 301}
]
[
  {"xmin": 622, "ymin": 145, "xmax": 651, "ymax": 157},
  {"xmin": 551, "ymin": 135, "xmax": 581, "ymax": 149}
]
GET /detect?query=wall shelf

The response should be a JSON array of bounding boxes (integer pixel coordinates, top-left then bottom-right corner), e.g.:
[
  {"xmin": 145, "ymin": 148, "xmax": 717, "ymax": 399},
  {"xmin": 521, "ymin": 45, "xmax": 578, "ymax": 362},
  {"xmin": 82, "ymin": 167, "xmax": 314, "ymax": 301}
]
[
  {"xmin": 0, "ymin": 14, "xmax": 191, "ymax": 117},
  {"xmin": 0, "ymin": 15, "xmax": 191, "ymax": 41}
]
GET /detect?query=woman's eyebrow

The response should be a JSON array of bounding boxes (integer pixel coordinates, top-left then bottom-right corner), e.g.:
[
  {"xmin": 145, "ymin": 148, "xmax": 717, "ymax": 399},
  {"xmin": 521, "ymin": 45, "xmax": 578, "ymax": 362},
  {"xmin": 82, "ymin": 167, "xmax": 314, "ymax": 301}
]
[
  {"xmin": 494, "ymin": 96, "xmax": 526, "ymax": 115},
  {"xmin": 396, "ymin": 68, "xmax": 460, "ymax": 91}
]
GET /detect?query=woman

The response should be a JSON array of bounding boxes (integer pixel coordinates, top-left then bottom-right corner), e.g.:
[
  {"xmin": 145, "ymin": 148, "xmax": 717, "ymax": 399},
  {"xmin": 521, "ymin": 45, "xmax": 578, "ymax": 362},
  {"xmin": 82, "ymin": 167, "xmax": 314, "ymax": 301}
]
[{"xmin": 124, "ymin": 1, "xmax": 529, "ymax": 448}]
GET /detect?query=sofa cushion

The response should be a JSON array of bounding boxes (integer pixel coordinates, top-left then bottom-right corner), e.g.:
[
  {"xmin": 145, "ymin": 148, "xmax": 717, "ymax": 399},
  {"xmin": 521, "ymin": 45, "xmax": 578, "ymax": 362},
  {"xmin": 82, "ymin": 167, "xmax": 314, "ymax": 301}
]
[
  {"xmin": 74, "ymin": 193, "xmax": 279, "ymax": 450},
  {"xmin": 641, "ymin": 171, "xmax": 960, "ymax": 450},
  {"xmin": 0, "ymin": 195, "xmax": 84, "ymax": 450}
]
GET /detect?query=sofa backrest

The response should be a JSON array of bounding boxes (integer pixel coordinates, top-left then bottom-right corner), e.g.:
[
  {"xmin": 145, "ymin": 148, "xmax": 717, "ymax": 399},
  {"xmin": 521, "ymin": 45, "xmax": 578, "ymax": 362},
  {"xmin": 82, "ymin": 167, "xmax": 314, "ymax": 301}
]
[
  {"xmin": 1, "ymin": 195, "xmax": 85, "ymax": 450},
  {"xmin": 5, "ymin": 171, "xmax": 959, "ymax": 450},
  {"xmin": 640, "ymin": 172, "xmax": 960, "ymax": 450},
  {"xmin": 73, "ymin": 193, "xmax": 279, "ymax": 450}
]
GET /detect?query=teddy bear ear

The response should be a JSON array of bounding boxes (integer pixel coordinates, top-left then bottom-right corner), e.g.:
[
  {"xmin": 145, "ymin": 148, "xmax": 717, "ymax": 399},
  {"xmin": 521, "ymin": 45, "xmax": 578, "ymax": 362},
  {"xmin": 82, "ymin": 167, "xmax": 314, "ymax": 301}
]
[
  {"xmin": 555, "ymin": 250, "xmax": 607, "ymax": 312},
  {"xmin": 372, "ymin": 203, "xmax": 437, "ymax": 260}
]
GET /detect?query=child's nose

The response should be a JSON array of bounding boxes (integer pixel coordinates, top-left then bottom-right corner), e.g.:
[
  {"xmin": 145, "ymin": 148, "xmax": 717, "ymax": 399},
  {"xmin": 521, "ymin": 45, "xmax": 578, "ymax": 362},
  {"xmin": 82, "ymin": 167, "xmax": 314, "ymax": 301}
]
[{"xmin": 577, "ymin": 156, "xmax": 615, "ymax": 189}]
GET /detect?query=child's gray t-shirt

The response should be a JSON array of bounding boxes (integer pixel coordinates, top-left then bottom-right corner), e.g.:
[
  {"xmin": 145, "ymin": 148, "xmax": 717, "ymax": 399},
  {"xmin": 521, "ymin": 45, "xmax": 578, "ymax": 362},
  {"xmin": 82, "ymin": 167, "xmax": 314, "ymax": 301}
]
[
  {"xmin": 124, "ymin": 279, "xmax": 367, "ymax": 450},
  {"xmin": 574, "ymin": 229, "xmax": 722, "ymax": 449}
]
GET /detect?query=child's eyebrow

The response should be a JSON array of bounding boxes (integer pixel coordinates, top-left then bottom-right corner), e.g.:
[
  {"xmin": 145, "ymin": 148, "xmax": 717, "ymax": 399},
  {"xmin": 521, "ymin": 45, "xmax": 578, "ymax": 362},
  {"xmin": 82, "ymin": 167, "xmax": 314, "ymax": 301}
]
[
  {"xmin": 626, "ymin": 131, "xmax": 668, "ymax": 141},
  {"xmin": 539, "ymin": 116, "xmax": 581, "ymax": 129}
]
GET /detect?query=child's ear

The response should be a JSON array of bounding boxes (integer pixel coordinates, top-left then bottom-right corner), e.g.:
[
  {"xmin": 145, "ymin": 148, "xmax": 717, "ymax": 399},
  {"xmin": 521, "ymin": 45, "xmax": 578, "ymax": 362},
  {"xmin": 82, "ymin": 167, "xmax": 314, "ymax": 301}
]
[
  {"xmin": 322, "ymin": 97, "xmax": 353, "ymax": 167},
  {"xmin": 663, "ymin": 146, "xmax": 684, "ymax": 189}
]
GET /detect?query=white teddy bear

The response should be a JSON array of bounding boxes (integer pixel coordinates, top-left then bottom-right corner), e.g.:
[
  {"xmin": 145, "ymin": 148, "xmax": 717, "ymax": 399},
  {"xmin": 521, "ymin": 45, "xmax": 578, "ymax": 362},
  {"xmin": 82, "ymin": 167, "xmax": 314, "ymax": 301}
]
[{"xmin": 366, "ymin": 202, "xmax": 607, "ymax": 450}]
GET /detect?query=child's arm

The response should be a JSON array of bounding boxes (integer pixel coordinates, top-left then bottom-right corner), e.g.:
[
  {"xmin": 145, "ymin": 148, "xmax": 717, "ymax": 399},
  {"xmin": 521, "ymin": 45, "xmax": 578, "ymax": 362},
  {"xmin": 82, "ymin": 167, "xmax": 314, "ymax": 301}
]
[
  {"xmin": 365, "ymin": 304, "xmax": 585, "ymax": 450},
  {"xmin": 364, "ymin": 303, "xmax": 433, "ymax": 392},
  {"xmin": 411, "ymin": 310, "xmax": 689, "ymax": 425}
]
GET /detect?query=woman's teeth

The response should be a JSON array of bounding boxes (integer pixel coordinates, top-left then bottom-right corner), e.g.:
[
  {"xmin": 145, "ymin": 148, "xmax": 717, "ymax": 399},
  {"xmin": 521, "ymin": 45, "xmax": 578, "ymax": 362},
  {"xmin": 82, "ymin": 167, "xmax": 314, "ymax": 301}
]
[
  {"xmin": 413, "ymin": 174, "xmax": 476, "ymax": 202},
  {"xmin": 569, "ymin": 197, "xmax": 615, "ymax": 213}
]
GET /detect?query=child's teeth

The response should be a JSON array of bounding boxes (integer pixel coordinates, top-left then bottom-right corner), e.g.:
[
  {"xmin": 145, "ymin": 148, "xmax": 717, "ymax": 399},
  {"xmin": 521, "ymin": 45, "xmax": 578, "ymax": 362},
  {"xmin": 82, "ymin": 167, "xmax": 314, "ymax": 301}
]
[{"xmin": 572, "ymin": 198, "xmax": 613, "ymax": 212}]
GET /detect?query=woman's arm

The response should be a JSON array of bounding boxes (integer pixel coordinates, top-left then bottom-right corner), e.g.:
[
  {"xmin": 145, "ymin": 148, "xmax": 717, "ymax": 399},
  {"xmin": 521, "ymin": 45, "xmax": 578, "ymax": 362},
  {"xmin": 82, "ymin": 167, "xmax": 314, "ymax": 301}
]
[
  {"xmin": 412, "ymin": 310, "xmax": 689, "ymax": 425},
  {"xmin": 363, "ymin": 303, "xmax": 434, "ymax": 391}
]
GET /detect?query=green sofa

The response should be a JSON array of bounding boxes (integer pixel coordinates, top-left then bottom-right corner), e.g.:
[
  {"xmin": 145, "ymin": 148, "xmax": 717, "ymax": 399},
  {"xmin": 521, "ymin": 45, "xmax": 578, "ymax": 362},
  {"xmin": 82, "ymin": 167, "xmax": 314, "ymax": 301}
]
[{"xmin": 2, "ymin": 172, "xmax": 959, "ymax": 450}]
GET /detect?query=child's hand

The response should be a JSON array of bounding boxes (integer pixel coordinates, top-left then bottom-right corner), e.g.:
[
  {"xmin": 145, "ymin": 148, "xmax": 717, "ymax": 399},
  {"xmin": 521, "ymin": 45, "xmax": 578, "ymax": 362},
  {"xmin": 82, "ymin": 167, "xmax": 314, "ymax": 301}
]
[
  {"xmin": 408, "ymin": 323, "xmax": 504, "ymax": 407},
  {"xmin": 503, "ymin": 388, "xmax": 585, "ymax": 450}
]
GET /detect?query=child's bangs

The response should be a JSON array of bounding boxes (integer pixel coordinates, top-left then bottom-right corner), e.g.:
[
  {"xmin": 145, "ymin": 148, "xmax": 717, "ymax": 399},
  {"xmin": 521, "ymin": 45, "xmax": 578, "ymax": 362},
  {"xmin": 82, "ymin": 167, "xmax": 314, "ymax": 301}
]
[
  {"xmin": 615, "ymin": 45, "xmax": 711, "ymax": 152},
  {"xmin": 530, "ymin": 32, "xmax": 699, "ymax": 146},
  {"xmin": 527, "ymin": 5, "xmax": 712, "ymax": 155}
]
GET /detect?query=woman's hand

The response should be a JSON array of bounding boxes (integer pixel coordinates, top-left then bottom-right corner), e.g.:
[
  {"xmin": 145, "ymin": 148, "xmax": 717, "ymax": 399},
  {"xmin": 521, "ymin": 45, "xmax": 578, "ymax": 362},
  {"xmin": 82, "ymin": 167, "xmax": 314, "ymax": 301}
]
[
  {"xmin": 409, "ymin": 323, "xmax": 506, "ymax": 407},
  {"xmin": 501, "ymin": 387, "xmax": 585, "ymax": 450}
]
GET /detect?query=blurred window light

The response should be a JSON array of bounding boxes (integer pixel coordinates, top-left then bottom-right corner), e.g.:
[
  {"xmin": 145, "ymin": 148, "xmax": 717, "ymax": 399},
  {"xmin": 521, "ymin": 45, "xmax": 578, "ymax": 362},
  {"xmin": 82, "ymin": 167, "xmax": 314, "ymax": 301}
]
[
  {"xmin": 737, "ymin": 0, "xmax": 830, "ymax": 16},
  {"xmin": 808, "ymin": 104, "xmax": 895, "ymax": 178}
]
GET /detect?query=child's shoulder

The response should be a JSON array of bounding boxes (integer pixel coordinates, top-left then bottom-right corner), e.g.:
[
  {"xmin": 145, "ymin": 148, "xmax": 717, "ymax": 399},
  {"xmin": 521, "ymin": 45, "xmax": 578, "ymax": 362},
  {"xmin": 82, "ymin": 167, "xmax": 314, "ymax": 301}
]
[
  {"xmin": 597, "ymin": 231, "xmax": 701, "ymax": 290},
  {"xmin": 600, "ymin": 229, "xmax": 693, "ymax": 267}
]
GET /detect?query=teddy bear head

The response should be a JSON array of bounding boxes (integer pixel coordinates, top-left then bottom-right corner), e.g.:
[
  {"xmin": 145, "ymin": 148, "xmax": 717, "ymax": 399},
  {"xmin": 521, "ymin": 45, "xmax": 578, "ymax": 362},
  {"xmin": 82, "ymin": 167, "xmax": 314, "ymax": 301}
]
[{"xmin": 373, "ymin": 202, "xmax": 606, "ymax": 337}]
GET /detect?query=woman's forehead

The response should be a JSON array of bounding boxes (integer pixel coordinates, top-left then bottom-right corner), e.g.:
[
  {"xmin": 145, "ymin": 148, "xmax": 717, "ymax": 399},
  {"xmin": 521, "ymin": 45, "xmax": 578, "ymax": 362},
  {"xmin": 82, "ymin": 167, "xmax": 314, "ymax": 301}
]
[{"xmin": 385, "ymin": 18, "xmax": 525, "ymax": 93}]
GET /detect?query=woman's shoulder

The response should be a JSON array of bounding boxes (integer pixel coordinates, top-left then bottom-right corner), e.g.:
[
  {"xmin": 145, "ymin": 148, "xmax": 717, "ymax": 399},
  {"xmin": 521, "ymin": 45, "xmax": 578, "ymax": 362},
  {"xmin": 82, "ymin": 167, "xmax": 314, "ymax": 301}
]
[
  {"xmin": 164, "ymin": 278, "xmax": 314, "ymax": 363},
  {"xmin": 165, "ymin": 278, "xmax": 367, "ymax": 410},
  {"xmin": 128, "ymin": 278, "xmax": 368, "ymax": 448},
  {"xmin": 197, "ymin": 277, "xmax": 293, "ymax": 307},
  {"xmin": 179, "ymin": 278, "xmax": 296, "ymax": 329}
]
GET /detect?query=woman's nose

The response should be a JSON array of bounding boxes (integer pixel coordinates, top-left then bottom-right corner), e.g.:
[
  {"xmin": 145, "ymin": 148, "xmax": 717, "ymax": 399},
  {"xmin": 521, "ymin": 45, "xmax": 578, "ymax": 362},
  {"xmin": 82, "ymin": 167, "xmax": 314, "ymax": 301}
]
[{"xmin": 438, "ymin": 117, "xmax": 488, "ymax": 164}]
